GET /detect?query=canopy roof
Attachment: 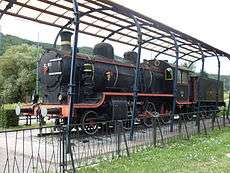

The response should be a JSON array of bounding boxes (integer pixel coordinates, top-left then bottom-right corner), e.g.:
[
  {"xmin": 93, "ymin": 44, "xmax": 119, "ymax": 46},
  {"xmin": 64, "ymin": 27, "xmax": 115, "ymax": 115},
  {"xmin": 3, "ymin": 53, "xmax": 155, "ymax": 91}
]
[{"xmin": 1, "ymin": 0, "xmax": 230, "ymax": 63}]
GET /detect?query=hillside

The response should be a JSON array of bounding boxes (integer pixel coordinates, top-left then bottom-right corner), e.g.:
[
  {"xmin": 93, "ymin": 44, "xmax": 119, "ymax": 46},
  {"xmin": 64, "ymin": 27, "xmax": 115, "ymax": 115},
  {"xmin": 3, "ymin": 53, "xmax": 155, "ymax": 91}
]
[
  {"xmin": 0, "ymin": 33, "xmax": 53, "ymax": 55},
  {"xmin": 0, "ymin": 32, "xmax": 123, "ymax": 59},
  {"xmin": 0, "ymin": 33, "xmax": 93, "ymax": 56}
]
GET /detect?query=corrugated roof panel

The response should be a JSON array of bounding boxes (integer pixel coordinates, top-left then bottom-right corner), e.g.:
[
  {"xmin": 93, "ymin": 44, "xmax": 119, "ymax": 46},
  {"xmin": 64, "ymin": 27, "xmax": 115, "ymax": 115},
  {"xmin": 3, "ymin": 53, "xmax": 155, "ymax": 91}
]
[
  {"xmin": 27, "ymin": 0, "xmax": 49, "ymax": 10},
  {"xmin": 18, "ymin": 7, "xmax": 41, "ymax": 18},
  {"xmin": 0, "ymin": 0, "xmax": 229, "ymax": 62}
]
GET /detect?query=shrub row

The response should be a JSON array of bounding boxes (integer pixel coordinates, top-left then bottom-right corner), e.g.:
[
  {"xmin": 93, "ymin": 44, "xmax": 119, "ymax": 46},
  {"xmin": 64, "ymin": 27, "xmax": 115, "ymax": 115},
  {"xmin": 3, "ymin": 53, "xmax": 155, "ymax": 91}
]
[{"xmin": 0, "ymin": 108, "xmax": 19, "ymax": 128}]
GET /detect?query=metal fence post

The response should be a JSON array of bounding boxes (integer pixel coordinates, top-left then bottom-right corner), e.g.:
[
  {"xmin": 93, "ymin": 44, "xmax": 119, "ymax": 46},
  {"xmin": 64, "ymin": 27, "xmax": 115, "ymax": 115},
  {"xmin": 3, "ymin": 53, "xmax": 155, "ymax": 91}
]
[
  {"xmin": 120, "ymin": 120, "xmax": 130, "ymax": 157},
  {"xmin": 157, "ymin": 116, "xmax": 164, "ymax": 146},
  {"xmin": 200, "ymin": 111, "xmax": 207, "ymax": 135},
  {"xmin": 38, "ymin": 110, "xmax": 43, "ymax": 137},
  {"xmin": 59, "ymin": 132, "xmax": 62, "ymax": 173},
  {"xmin": 26, "ymin": 115, "xmax": 29, "ymax": 126},
  {"xmin": 181, "ymin": 114, "xmax": 189, "ymax": 140},
  {"xmin": 223, "ymin": 107, "xmax": 226, "ymax": 127},
  {"xmin": 178, "ymin": 114, "xmax": 182, "ymax": 134},
  {"xmin": 212, "ymin": 111, "xmax": 215, "ymax": 130},
  {"xmin": 116, "ymin": 121, "xmax": 121, "ymax": 157},
  {"xmin": 227, "ymin": 92, "xmax": 230, "ymax": 124},
  {"xmin": 197, "ymin": 112, "xmax": 200, "ymax": 134},
  {"xmin": 216, "ymin": 112, "xmax": 221, "ymax": 130},
  {"xmin": 152, "ymin": 116, "xmax": 157, "ymax": 147},
  {"xmin": 62, "ymin": 128, "xmax": 67, "ymax": 173}
]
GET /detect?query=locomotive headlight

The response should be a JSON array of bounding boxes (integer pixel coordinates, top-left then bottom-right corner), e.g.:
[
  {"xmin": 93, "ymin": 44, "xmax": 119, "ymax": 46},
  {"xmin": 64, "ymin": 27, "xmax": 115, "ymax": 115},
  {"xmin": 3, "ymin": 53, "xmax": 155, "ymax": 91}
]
[
  {"xmin": 41, "ymin": 107, "xmax": 48, "ymax": 117},
  {"xmin": 15, "ymin": 105, "xmax": 21, "ymax": 116},
  {"xmin": 174, "ymin": 114, "xmax": 180, "ymax": 120}
]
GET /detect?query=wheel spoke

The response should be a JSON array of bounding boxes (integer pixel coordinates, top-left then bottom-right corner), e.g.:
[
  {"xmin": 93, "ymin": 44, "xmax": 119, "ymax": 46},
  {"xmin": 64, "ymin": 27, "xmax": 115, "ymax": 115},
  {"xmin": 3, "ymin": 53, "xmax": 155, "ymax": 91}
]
[{"xmin": 142, "ymin": 102, "xmax": 156, "ymax": 127}]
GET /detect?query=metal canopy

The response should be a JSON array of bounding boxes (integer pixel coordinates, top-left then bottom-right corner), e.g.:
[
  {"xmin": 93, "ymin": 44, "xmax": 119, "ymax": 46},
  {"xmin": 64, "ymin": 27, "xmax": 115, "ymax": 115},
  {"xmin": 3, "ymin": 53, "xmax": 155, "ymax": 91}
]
[{"xmin": 1, "ymin": 0, "xmax": 230, "ymax": 63}]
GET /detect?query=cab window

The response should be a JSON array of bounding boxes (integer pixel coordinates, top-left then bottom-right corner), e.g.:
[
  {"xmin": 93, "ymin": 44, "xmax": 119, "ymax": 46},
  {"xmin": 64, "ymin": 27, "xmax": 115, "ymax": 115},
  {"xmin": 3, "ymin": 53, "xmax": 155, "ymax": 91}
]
[
  {"xmin": 165, "ymin": 68, "xmax": 173, "ymax": 80},
  {"xmin": 182, "ymin": 71, "xmax": 188, "ymax": 84}
]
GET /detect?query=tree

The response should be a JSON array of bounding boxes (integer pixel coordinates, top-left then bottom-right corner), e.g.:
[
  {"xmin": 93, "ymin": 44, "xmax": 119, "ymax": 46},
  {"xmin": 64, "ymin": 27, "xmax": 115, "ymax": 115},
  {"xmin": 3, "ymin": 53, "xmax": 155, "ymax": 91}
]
[
  {"xmin": 200, "ymin": 71, "xmax": 209, "ymax": 78},
  {"xmin": 0, "ymin": 44, "xmax": 42, "ymax": 103},
  {"xmin": 181, "ymin": 62, "xmax": 196, "ymax": 72}
]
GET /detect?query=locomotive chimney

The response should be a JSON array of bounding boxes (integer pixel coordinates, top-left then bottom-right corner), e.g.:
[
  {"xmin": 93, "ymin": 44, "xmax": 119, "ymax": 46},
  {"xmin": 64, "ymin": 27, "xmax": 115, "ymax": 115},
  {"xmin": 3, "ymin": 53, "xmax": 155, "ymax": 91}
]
[
  {"xmin": 60, "ymin": 31, "xmax": 73, "ymax": 53},
  {"xmin": 93, "ymin": 43, "xmax": 114, "ymax": 59},
  {"xmin": 124, "ymin": 51, "xmax": 138, "ymax": 64}
]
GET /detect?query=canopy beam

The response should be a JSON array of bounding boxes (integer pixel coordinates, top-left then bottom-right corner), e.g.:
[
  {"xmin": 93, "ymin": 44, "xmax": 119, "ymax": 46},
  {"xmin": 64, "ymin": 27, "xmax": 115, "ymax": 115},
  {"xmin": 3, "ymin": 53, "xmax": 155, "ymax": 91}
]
[{"xmin": 0, "ymin": 0, "xmax": 16, "ymax": 20}]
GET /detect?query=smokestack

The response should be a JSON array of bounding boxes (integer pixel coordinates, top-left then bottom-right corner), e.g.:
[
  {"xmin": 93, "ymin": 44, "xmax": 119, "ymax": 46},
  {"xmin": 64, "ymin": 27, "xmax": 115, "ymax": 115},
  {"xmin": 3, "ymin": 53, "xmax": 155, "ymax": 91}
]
[
  {"xmin": 93, "ymin": 43, "xmax": 114, "ymax": 59},
  {"xmin": 124, "ymin": 51, "xmax": 138, "ymax": 64},
  {"xmin": 60, "ymin": 31, "xmax": 73, "ymax": 53}
]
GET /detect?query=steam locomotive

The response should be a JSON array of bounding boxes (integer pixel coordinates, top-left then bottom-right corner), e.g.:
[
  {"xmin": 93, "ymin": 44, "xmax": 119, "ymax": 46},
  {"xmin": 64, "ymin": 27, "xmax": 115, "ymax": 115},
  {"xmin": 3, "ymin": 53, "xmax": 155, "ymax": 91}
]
[{"xmin": 16, "ymin": 31, "xmax": 225, "ymax": 134}]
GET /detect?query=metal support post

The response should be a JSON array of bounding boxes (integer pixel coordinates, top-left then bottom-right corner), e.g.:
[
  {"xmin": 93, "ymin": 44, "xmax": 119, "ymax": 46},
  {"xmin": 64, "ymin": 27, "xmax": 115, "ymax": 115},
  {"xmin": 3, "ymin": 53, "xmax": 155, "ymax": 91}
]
[
  {"xmin": 170, "ymin": 32, "xmax": 179, "ymax": 132},
  {"xmin": 65, "ymin": 0, "xmax": 80, "ymax": 172},
  {"xmin": 212, "ymin": 53, "xmax": 221, "ymax": 130},
  {"xmin": 196, "ymin": 44, "xmax": 205, "ymax": 134},
  {"xmin": 130, "ymin": 15, "xmax": 142, "ymax": 140}
]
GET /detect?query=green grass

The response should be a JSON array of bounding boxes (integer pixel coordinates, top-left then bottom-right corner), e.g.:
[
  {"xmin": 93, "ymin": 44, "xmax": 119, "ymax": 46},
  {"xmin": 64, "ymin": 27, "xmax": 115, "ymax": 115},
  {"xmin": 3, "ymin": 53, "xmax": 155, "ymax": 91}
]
[
  {"xmin": 79, "ymin": 128, "xmax": 230, "ymax": 173},
  {"xmin": 0, "ymin": 121, "xmax": 56, "ymax": 131},
  {"xmin": 0, "ymin": 124, "xmax": 55, "ymax": 132},
  {"xmin": 0, "ymin": 123, "xmax": 39, "ymax": 131}
]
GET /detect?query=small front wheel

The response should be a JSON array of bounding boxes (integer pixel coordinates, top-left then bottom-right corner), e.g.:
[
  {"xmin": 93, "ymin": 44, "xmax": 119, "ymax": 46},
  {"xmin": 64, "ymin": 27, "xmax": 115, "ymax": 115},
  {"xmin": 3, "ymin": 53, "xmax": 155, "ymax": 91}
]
[{"xmin": 81, "ymin": 111, "xmax": 99, "ymax": 135}]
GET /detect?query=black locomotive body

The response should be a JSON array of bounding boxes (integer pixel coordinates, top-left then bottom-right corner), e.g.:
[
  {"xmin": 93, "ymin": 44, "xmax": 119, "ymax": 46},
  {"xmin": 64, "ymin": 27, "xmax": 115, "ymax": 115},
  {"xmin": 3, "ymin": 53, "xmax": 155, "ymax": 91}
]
[
  {"xmin": 19, "ymin": 31, "xmax": 225, "ymax": 134},
  {"xmin": 190, "ymin": 77, "xmax": 224, "ymax": 106}
]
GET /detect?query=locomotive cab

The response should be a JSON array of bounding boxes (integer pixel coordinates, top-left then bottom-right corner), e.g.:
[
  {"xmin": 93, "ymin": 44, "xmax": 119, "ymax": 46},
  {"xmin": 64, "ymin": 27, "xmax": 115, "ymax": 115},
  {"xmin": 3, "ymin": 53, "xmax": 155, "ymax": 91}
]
[
  {"xmin": 176, "ymin": 69, "xmax": 190, "ymax": 102},
  {"xmin": 163, "ymin": 61, "xmax": 191, "ymax": 103}
]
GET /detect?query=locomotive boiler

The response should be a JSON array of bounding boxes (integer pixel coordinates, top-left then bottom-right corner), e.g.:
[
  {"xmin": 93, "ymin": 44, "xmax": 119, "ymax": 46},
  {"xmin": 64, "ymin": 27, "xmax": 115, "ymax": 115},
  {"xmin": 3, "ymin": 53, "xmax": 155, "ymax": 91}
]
[{"xmin": 39, "ymin": 32, "xmax": 172, "ymax": 104}]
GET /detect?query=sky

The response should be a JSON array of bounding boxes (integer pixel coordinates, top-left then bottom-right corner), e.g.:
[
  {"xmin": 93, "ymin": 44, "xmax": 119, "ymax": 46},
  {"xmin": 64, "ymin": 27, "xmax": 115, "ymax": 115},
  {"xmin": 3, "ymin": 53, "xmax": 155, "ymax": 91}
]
[{"xmin": 0, "ymin": 0, "xmax": 230, "ymax": 75}]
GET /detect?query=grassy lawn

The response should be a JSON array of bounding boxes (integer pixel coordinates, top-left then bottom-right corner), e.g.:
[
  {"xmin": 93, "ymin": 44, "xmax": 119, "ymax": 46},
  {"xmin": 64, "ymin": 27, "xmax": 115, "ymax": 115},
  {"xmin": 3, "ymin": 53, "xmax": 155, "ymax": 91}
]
[
  {"xmin": 79, "ymin": 128, "xmax": 230, "ymax": 173},
  {"xmin": 0, "ymin": 122, "xmax": 56, "ymax": 132}
]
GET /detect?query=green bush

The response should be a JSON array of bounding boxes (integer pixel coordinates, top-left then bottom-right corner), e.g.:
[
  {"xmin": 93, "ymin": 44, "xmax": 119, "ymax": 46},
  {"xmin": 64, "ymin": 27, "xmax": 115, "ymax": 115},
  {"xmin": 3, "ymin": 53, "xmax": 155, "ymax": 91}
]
[{"xmin": 0, "ymin": 108, "xmax": 19, "ymax": 128}]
